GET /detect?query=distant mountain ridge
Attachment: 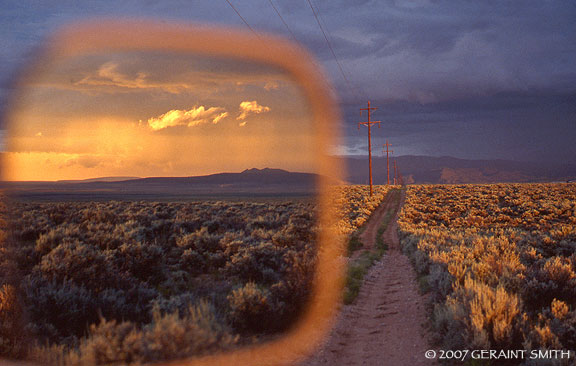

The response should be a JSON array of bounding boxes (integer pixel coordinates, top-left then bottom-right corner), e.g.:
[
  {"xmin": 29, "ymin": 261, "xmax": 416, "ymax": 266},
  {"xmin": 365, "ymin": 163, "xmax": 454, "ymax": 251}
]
[
  {"xmin": 341, "ymin": 155, "xmax": 576, "ymax": 184},
  {"xmin": 57, "ymin": 176, "xmax": 141, "ymax": 183},
  {"xmin": 6, "ymin": 158, "xmax": 576, "ymax": 201},
  {"xmin": 119, "ymin": 168, "xmax": 315, "ymax": 186},
  {"xmin": 4, "ymin": 168, "xmax": 317, "ymax": 200}
]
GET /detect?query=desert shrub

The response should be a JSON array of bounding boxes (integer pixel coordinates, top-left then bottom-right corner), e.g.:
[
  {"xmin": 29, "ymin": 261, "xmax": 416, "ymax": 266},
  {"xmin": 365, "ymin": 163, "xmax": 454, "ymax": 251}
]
[
  {"xmin": 541, "ymin": 257, "xmax": 574, "ymax": 284},
  {"xmin": 38, "ymin": 241, "xmax": 117, "ymax": 293},
  {"xmin": 112, "ymin": 220, "xmax": 147, "ymax": 244},
  {"xmin": 35, "ymin": 228, "xmax": 66, "ymax": 256},
  {"xmin": 266, "ymin": 248, "xmax": 315, "ymax": 327},
  {"xmin": 332, "ymin": 185, "xmax": 391, "ymax": 235},
  {"xmin": 398, "ymin": 183, "xmax": 576, "ymax": 354},
  {"xmin": 23, "ymin": 278, "xmax": 96, "ymax": 341},
  {"xmin": 81, "ymin": 223, "xmax": 122, "ymax": 251},
  {"xmin": 180, "ymin": 249, "xmax": 207, "ymax": 275},
  {"xmin": 431, "ymin": 302, "xmax": 467, "ymax": 349},
  {"xmin": 523, "ymin": 256, "xmax": 576, "ymax": 310},
  {"xmin": 2, "ymin": 198, "xmax": 325, "ymax": 364},
  {"xmin": 21, "ymin": 278, "xmax": 157, "ymax": 341},
  {"xmin": 227, "ymin": 282, "xmax": 281, "ymax": 333},
  {"xmin": 97, "ymin": 285, "xmax": 158, "ymax": 324},
  {"xmin": 112, "ymin": 243, "xmax": 165, "ymax": 284},
  {"xmin": 0, "ymin": 284, "xmax": 26, "ymax": 358},
  {"xmin": 523, "ymin": 299, "xmax": 576, "ymax": 352},
  {"xmin": 26, "ymin": 288, "xmax": 234, "ymax": 365},
  {"xmin": 149, "ymin": 292, "xmax": 197, "ymax": 316},
  {"xmin": 222, "ymin": 242, "xmax": 287, "ymax": 284},
  {"xmin": 176, "ymin": 227, "xmax": 220, "ymax": 253},
  {"xmin": 447, "ymin": 276, "xmax": 523, "ymax": 349},
  {"xmin": 426, "ymin": 263, "xmax": 454, "ymax": 302},
  {"xmin": 34, "ymin": 301, "xmax": 239, "ymax": 365},
  {"xmin": 248, "ymin": 215, "xmax": 282, "ymax": 231},
  {"xmin": 219, "ymin": 232, "xmax": 245, "ymax": 257},
  {"xmin": 90, "ymin": 206, "xmax": 117, "ymax": 225},
  {"xmin": 140, "ymin": 301, "xmax": 237, "ymax": 361}
]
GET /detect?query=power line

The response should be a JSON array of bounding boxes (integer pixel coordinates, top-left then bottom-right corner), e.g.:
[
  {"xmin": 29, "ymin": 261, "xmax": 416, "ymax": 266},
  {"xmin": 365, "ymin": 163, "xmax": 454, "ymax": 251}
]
[
  {"xmin": 306, "ymin": 0, "xmax": 365, "ymax": 101},
  {"xmin": 309, "ymin": 0, "xmax": 367, "ymax": 100},
  {"xmin": 305, "ymin": 0, "xmax": 352, "ymax": 94},
  {"xmin": 224, "ymin": 0, "xmax": 261, "ymax": 40},
  {"xmin": 267, "ymin": 0, "xmax": 299, "ymax": 44},
  {"xmin": 261, "ymin": 0, "xmax": 338, "ymax": 99}
]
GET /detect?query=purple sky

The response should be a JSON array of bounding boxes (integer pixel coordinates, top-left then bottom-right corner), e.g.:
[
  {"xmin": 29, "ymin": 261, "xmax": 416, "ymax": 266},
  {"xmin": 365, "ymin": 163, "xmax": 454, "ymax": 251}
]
[{"xmin": 1, "ymin": 0, "xmax": 575, "ymax": 163}]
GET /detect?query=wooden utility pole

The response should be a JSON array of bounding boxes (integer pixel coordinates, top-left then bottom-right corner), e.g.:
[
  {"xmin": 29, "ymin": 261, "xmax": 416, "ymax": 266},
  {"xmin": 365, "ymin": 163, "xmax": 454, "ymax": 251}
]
[
  {"xmin": 393, "ymin": 159, "xmax": 398, "ymax": 185},
  {"xmin": 358, "ymin": 101, "xmax": 381, "ymax": 196},
  {"xmin": 382, "ymin": 140, "xmax": 393, "ymax": 185}
]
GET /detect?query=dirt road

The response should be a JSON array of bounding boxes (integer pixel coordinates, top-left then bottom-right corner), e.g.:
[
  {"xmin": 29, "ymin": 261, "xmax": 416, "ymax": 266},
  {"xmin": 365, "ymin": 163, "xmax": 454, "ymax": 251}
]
[{"xmin": 299, "ymin": 189, "xmax": 436, "ymax": 366}]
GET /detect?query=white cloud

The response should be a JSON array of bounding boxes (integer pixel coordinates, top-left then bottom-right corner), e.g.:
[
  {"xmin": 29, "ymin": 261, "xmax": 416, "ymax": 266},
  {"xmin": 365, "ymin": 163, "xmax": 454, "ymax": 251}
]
[
  {"xmin": 148, "ymin": 106, "xmax": 228, "ymax": 131},
  {"xmin": 237, "ymin": 100, "xmax": 271, "ymax": 122}
]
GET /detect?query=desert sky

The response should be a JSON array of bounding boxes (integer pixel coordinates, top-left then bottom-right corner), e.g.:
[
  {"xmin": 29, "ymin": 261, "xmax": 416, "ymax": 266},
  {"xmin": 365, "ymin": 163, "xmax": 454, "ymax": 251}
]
[
  {"xmin": 1, "ymin": 1, "xmax": 575, "ymax": 165},
  {"xmin": 3, "ymin": 52, "xmax": 314, "ymax": 181}
]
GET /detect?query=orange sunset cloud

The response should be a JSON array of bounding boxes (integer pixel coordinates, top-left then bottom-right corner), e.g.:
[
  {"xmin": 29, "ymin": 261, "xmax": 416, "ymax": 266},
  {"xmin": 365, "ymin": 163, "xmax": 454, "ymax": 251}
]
[{"xmin": 74, "ymin": 62, "xmax": 192, "ymax": 94}]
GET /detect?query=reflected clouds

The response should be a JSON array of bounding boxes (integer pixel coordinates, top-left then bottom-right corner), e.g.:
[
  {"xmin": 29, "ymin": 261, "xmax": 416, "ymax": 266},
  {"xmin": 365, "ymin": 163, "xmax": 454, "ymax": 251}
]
[
  {"xmin": 147, "ymin": 106, "xmax": 229, "ymax": 131},
  {"xmin": 237, "ymin": 101, "xmax": 271, "ymax": 121},
  {"xmin": 4, "ymin": 52, "xmax": 314, "ymax": 181}
]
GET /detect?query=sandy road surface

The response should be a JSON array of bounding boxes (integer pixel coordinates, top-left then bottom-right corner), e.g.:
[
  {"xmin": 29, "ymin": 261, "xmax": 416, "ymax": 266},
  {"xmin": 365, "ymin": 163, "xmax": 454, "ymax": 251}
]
[{"xmin": 299, "ymin": 189, "xmax": 436, "ymax": 366}]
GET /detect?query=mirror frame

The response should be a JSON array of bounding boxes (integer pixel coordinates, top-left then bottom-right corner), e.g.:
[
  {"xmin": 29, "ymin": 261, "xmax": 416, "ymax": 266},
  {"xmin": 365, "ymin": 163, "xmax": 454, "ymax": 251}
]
[{"xmin": 1, "ymin": 20, "xmax": 345, "ymax": 366}]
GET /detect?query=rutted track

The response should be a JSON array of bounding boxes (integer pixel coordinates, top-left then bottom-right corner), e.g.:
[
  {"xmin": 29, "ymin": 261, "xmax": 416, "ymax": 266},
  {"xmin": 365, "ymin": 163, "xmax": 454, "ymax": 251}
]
[{"xmin": 300, "ymin": 189, "xmax": 436, "ymax": 366}]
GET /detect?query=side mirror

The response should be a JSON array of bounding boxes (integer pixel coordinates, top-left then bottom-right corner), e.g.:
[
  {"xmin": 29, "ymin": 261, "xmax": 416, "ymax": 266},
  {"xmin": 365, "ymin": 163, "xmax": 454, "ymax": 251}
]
[{"xmin": 0, "ymin": 20, "xmax": 344, "ymax": 366}]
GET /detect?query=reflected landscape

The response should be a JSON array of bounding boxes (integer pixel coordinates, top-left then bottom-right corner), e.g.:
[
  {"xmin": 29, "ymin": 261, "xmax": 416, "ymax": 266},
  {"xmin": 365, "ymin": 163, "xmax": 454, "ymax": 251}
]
[{"xmin": 0, "ymin": 50, "xmax": 321, "ymax": 364}]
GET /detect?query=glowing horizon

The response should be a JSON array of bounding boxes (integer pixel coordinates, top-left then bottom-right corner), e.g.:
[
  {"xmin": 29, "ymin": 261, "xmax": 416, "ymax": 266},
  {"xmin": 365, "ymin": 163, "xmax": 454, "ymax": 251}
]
[{"xmin": 4, "ymin": 51, "xmax": 316, "ymax": 181}]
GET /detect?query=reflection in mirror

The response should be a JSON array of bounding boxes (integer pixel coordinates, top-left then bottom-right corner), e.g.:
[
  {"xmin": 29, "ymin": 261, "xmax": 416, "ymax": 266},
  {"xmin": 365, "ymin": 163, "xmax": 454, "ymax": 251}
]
[{"xmin": 0, "ymin": 51, "xmax": 320, "ymax": 364}]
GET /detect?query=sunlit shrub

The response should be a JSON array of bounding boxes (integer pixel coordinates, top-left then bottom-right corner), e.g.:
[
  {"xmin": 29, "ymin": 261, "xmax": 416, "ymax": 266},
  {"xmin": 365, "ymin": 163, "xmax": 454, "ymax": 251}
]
[{"xmin": 398, "ymin": 183, "xmax": 576, "ymax": 353}]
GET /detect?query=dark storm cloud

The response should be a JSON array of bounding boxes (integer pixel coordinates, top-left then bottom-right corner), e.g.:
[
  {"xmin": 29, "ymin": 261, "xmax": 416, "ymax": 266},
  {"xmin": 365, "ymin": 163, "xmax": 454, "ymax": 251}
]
[
  {"xmin": 306, "ymin": 0, "xmax": 576, "ymax": 163},
  {"xmin": 1, "ymin": 0, "xmax": 575, "ymax": 162},
  {"xmin": 341, "ymin": 89, "xmax": 576, "ymax": 162},
  {"xmin": 298, "ymin": 0, "xmax": 576, "ymax": 104}
]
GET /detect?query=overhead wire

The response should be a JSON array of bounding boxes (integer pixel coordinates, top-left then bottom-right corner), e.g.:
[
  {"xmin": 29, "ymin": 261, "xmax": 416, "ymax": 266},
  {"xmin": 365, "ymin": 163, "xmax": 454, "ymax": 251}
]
[
  {"xmin": 261, "ymin": 0, "xmax": 338, "ymax": 100},
  {"xmin": 311, "ymin": 0, "xmax": 368, "ymax": 101},
  {"xmin": 266, "ymin": 0, "xmax": 299, "ymax": 44},
  {"xmin": 305, "ymin": 0, "xmax": 366, "ymax": 102},
  {"xmin": 223, "ymin": 0, "xmax": 262, "ymax": 41},
  {"xmin": 224, "ymin": 0, "xmax": 362, "ymax": 102}
]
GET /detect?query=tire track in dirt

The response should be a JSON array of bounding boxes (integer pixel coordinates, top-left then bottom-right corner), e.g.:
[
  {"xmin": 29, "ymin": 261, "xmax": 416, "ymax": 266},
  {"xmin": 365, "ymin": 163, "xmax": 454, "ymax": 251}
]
[{"xmin": 299, "ymin": 189, "xmax": 436, "ymax": 366}]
